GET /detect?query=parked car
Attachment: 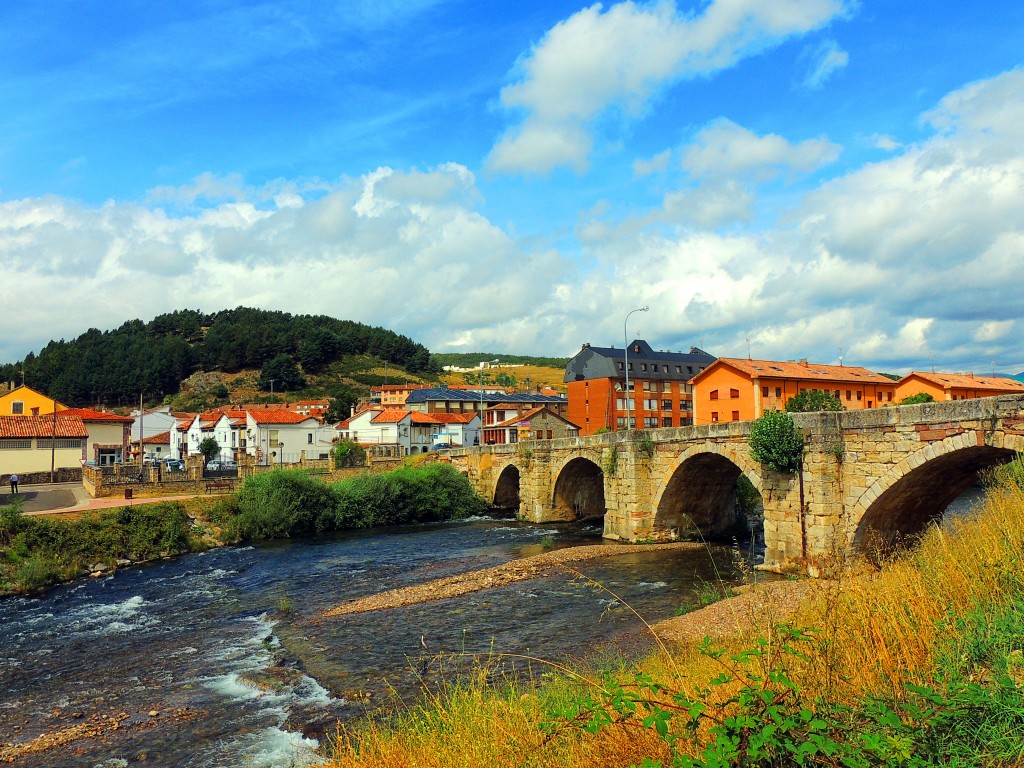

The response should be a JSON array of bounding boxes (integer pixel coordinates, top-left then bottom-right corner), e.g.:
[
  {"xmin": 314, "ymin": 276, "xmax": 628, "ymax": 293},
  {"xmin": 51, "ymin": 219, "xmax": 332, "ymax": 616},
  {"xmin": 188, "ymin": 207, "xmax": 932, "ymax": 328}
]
[
  {"xmin": 207, "ymin": 459, "xmax": 238, "ymax": 471},
  {"xmin": 161, "ymin": 458, "xmax": 185, "ymax": 472}
]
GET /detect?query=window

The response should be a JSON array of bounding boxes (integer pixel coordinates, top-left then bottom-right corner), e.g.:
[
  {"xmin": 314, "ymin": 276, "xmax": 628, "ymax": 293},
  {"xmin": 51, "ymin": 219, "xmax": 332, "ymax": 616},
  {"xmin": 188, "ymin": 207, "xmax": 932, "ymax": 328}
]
[
  {"xmin": 644, "ymin": 398, "xmax": 658, "ymax": 410},
  {"xmin": 709, "ymin": 389, "xmax": 719, "ymax": 400},
  {"xmin": 31, "ymin": 407, "xmax": 39, "ymax": 416},
  {"xmin": 856, "ymin": 391, "xmax": 862, "ymax": 401},
  {"xmin": 662, "ymin": 417, "xmax": 673, "ymax": 427},
  {"xmin": 0, "ymin": 439, "xmax": 31, "ymax": 449},
  {"xmin": 617, "ymin": 362, "xmax": 624, "ymax": 370},
  {"xmin": 662, "ymin": 400, "xmax": 672, "ymax": 410},
  {"xmin": 535, "ymin": 430, "xmax": 543, "ymax": 440},
  {"xmin": 846, "ymin": 390, "xmax": 852, "ymax": 400},
  {"xmin": 36, "ymin": 439, "xmax": 82, "ymax": 450},
  {"xmin": 886, "ymin": 392, "xmax": 893, "ymax": 402},
  {"xmin": 675, "ymin": 366, "xmax": 682, "ymax": 374},
  {"xmin": 762, "ymin": 386, "xmax": 769, "ymax": 397},
  {"xmin": 307, "ymin": 433, "xmax": 313, "ymax": 444},
  {"xmin": 711, "ymin": 412, "xmax": 719, "ymax": 422},
  {"xmin": 833, "ymin": 390, "xmax": 840, "ymax": 398},
  {"xmin": 776, "ymin": 387, "xmax": 782, "ymax": 398},
  {"xmin": 641, "ymin": 364, "xmax": 647, "ymax": 371},
  {"xmin": 616, "ymin": 398, "xmax": 625, "ymax": 410},
  {"xmin": 732, "ymin": 411, "xmax": 740, "ymax": 421},
  {"xmin": 11, "ymin": 401, "xmax": 23, "ymax": 415},
  {"xmin": 547, "ymin": 430, "xmax": 553, "ymax": 440},
  {"xmin": 687, "ymin": 366, "xmax": 694, "ymax": 374},
  {"xmin": 644, "ymin": 417, "xmax": 658, "ymax": 428},
  {"xmin": 617, "ymin": 417, "xmax": 626, "ymax": 428},
  {"xmin": 730, "ymin": 388, "xmax": 740, "ymax": 398},
  {"xmin": 269, "ymin": 429, "xmax": 280, "ymax": 446}
]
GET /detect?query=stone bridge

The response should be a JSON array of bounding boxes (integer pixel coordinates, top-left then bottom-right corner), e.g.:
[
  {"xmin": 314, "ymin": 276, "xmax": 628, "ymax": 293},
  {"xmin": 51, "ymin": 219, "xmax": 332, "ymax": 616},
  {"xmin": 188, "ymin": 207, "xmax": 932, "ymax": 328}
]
[{"xmin": 450, "ymin": 394, "xmax": 1024, "ymax": 571}]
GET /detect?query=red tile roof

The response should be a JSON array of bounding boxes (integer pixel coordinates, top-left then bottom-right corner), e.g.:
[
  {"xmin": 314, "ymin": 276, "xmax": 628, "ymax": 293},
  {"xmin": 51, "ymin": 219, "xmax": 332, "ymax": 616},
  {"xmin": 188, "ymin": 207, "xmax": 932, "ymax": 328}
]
[
  {"xmin": 62, "ymin": 407, "xmax": 133, "ymax": 422},
  {"xmin": 903, "ymin": 372, "xmax": 1024, "ymax": 392},
  {"xmin": 247, "ymin": 410, "xmax": 318, "ymax": 425},
  {"xmin": 699, "ymin": 358, "xmax": 895, "ymax": 386},
  {"xmin": 410, "ymin": 412, "xmax": 440, "ymax": 424},
  {"xmin": 372, "ymin": 409, "xmax": 411, "ymax": 424},
  {"xmin": 0, "ymin": 414, "xmax": 88, "ymax": 439},
  {"xmin": 428, "ymin": 412, "xmax": 478, "ymax": 424},
  {"xmin": 140, "ymin": 431, "xmax": 171, "ymax": 445}
]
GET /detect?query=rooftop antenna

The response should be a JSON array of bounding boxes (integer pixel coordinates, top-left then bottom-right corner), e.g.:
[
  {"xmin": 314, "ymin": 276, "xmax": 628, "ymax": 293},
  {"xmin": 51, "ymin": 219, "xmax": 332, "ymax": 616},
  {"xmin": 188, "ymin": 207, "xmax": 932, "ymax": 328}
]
[
  {"xmin": 838, "ymin": 347, "xmax": 844, "ymax": 367},
  {"xmin": 746, "ymin": 337, "xmax": 751, "ymax": 359},
  {"xmin": 930, "ymin": 356, "xmax": 935, "ymax": 373},
  {"xmin": 992, "ymin": 361, "xmax": 996, "ymax": 375}
]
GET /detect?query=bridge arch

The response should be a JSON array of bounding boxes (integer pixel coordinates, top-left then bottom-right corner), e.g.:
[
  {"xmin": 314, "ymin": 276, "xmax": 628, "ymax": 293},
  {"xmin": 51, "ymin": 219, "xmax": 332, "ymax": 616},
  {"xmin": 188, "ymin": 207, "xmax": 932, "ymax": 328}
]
[
  {"xmin": 552, "ymin": 455, "xmax": 606, "ymax": 521},
  {"xmin": 492, "ymin": 463, "xmax": 521, "ymax": 510},
  {"xmin": 653, "ymin": 443, "xmax": 763, "ymax": 540},
  {"xmin": 851, "ymin": 431, "xmax": 1024, "ymax": 554}
]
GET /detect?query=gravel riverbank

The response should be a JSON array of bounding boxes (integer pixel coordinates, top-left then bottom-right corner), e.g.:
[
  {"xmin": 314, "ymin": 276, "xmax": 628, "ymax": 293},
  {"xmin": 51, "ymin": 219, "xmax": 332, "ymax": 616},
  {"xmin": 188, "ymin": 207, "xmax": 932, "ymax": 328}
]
[{"xmin": 321, "ymin": 542, "xmax": 707, "ymax": 618}]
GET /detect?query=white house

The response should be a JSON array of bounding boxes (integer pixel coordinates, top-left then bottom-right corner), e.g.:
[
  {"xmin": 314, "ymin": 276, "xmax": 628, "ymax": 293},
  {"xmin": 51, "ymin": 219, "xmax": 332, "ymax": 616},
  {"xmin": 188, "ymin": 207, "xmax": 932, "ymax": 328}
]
[
  {"xmin": 62, "ymin": 407, "xmax": 133, "ymax": 466},
  {"xmin": 245, "ymin": 410, "xmax": 325, "ymax": 465}
]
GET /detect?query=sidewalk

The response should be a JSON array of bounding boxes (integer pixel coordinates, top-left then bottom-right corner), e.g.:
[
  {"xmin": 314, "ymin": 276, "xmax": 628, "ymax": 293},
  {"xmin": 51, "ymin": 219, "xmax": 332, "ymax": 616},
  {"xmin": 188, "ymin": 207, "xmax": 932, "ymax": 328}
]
[{"xmin": 1, "ymin": 482, "xmax": 201, "ymax": 515}]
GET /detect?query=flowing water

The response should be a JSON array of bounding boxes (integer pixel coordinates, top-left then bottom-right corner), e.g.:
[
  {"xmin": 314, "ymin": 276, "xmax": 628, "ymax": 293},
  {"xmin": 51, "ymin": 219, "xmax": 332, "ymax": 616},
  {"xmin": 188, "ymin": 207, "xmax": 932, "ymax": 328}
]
[{"xmin": 0, "ymin": 518, "xmax": 749, "ymax": 767}]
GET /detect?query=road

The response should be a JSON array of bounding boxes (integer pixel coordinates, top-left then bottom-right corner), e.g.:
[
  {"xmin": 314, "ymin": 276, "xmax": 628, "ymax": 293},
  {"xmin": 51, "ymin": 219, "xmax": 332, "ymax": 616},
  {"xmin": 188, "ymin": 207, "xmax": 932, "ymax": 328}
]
[{"xmin": 0, "ymin": 482, "xmax": 198, "ymax": 515}]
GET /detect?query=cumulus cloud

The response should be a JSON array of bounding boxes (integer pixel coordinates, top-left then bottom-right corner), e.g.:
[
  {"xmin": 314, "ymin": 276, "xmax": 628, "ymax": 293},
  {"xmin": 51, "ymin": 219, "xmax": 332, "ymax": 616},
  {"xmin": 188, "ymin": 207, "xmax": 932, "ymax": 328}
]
[
  {"xmin": 681, "ymin": 118, "xmax": 841, "ymax": 181},
  {"xmin": 487, "ymin": 0, "xmax": 852, "ymax": 174},
  {"xmin": 0, "ymin": 164, "xmax": 566, "ymax": 361},
  {"xmin": 633, "ymin": 149, "xmax": 672, "ymax": 177},
  {"xmin": 800, "ymin": 39, "xmax": 848, "ymax": 89}
]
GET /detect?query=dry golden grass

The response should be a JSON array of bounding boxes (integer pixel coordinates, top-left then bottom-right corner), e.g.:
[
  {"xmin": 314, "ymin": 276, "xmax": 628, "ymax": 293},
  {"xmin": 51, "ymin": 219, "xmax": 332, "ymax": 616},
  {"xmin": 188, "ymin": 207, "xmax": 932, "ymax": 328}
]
[{"xmin": 322, "ymin": 479, "xmax": 1024, "ymax": 768}]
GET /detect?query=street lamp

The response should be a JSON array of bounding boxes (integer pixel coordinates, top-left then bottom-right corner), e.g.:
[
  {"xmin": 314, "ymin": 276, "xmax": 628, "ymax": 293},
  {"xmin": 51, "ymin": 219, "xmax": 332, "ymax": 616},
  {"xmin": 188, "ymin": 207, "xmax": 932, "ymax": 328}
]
[
  {"xmin": 623, "ymin": 306, "xmax": 649, "ymax": 431},
  {"xmin": 480, "ymin": 359, "xmax": 498, "ymax": 444}
]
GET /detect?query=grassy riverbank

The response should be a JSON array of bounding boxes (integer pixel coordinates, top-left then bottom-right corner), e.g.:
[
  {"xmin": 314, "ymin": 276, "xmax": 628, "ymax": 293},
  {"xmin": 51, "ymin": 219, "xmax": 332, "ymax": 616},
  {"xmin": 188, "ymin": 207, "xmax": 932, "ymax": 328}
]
[
  {"xmin": 0, "ymin": 462, "xmax": 489, "ymax": 593},
  {"xmin": 325, "ymin": 463, "xmax": 1024, "ymax": 767}
]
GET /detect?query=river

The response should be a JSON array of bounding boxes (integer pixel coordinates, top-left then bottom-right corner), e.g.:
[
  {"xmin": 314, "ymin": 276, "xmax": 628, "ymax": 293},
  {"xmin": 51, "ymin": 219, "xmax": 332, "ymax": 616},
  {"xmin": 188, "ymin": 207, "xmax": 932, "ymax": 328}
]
[{"xmin": 0, "ymin": 517, "xmax": 747, "ymax": 767}]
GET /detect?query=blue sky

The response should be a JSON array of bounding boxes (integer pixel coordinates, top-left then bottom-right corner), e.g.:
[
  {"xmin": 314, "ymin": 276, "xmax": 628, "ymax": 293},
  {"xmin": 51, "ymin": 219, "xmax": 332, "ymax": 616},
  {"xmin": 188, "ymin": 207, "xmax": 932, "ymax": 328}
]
[{"xmin": 2, "ymin": 0, "xmax": 1023, "ymax": 375}]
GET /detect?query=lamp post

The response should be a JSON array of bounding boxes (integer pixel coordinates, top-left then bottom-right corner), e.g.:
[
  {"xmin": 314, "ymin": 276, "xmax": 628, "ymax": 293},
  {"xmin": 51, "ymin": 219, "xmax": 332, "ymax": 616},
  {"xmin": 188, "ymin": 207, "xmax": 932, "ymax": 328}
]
[
  {"xmin": 623, "ymin": 306, "xmax": 649, "ymax": 431},
  {"xmin": 479, "ymin": 358, "xmax": 498, "ymax": 444}
]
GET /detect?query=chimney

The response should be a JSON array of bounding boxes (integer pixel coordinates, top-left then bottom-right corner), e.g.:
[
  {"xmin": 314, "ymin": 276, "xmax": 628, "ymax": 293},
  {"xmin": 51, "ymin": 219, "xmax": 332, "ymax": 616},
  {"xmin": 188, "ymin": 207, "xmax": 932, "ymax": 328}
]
[
  {"xmin": 799, "ymin": 359, "xmax": 809, "ymax": 367},
  {"xmin": 582, "ymin": 343, "xmax": 590, "ymax": 349}
]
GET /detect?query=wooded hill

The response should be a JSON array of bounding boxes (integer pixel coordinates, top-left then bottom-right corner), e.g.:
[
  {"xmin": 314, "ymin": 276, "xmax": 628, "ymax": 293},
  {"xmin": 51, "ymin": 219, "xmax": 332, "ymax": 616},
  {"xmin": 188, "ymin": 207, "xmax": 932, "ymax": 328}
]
[{"xmin": 0, "ymin": 307, "xmax": 434, "ymax": 408}]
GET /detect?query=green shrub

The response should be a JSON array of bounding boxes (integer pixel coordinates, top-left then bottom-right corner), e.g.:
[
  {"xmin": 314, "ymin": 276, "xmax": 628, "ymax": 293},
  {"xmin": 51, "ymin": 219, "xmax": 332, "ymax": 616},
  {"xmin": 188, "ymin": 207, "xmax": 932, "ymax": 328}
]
[
  {"xmin": 785, "ymin": 389, "xmax": 844, "ymax": 412},
  {"xmin": 749, "ymin": 410, "xmax": 804, "ymax": 473},
  {"xmin": 334, "ymin": 438, "xmax": 367, "ymax": 467},
  {"xmin": 235, "ymin": 470, "xmax": 340, "ymax": 539},
  {"xmin": 900, "ymin": 392, "xmax": 935, "ymax": 405}
]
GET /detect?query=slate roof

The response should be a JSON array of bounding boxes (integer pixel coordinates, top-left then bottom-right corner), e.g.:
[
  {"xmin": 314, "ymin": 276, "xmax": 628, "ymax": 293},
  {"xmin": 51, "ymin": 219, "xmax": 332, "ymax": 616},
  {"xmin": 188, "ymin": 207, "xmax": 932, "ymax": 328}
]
[
  {"xmin": 0, "ymin": 414, "xmax": 88, "ymax": 439},
  {"xmin": 564, "ymin": 340, "xmax": 716, "ymax": 383},
  {"xmin": 405, "ymin": 386, "xmax": 567, "ymax": 405}
]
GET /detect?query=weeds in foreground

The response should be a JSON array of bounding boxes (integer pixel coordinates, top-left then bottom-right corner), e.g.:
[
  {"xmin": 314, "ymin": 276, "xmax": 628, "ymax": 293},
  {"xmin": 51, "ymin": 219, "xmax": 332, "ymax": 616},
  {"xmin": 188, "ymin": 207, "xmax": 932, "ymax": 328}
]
[
  {"xmin": 676, "ymin": 580, "xmax": 738, "ymax": 616},
  {"xmin": 325, "ymin": 474, "xmax": 1024, "ymax": 768}
]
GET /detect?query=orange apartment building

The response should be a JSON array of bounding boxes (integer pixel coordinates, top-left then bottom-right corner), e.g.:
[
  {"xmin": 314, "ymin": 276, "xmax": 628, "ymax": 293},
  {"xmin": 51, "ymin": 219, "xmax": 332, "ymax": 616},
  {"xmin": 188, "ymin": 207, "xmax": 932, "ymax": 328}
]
[
  {"xmin": 563, "ymin": 341, "xmax": 716, "ymax": 435},
  {"xmin": 370, "ymin": 384, "xmax": 433, "ymax": 407},
  {"xmin": 691, "ymin": 358, "xmax": 898, "ymax": 424},
  {"xmin": 895, "ymin": 371, "xmax": 1024, "ymax": 402}
]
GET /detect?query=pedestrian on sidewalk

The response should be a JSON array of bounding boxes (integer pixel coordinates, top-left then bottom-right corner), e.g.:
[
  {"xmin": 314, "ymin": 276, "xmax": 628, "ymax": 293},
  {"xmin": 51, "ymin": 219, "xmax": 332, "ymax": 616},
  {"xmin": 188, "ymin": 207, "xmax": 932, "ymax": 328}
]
[{"xmin": 9, "ymin": 473, "xmax": 19, "ymax": 495}]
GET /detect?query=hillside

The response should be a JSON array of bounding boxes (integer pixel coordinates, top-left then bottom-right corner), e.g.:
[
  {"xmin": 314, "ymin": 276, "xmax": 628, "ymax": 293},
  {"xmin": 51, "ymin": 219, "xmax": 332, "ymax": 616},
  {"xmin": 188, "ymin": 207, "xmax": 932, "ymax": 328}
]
[
  {"xmin": 0, "ymin": 308, "xmax": 433, "ymax": 409},
  {"xmin": 438, "ymin": 363, "xmax": 566, "ymax": 392}
]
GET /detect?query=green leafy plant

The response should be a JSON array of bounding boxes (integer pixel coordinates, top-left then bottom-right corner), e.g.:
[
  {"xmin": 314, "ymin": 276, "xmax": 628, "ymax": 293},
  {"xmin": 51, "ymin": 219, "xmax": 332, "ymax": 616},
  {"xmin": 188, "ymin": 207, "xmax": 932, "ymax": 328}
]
[
  {"xmin": 749, "ymin": 410, "xmax": 804, "ymax": 473},
  {"xmin": 636, "ymin": 434, "xmax": 655, "ymax": 459},
  {"xmin": 197, "ymin": 436, "xmax": 221, "ymax": 465},
  {"xmin": 899, "ymin": 392, "xmax": 935, "ymax": 405},
  {"xmin": 785, "ymin": 390, "xmax": 844, "ymax": 413},
  {"xmin": 602, "ymin": 446, "xmax": 619, "ymax": 475},
  {"xmin": 333, "ymin": 438, "xmax": 367, "ymax": 468}
]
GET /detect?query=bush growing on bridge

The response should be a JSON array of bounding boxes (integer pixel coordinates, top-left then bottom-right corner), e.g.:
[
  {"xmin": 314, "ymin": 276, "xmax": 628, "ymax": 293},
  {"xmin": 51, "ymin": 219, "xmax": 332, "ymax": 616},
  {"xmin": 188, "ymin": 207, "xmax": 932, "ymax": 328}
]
[
  {"xmin": 900, "ymin": 392, "xmax": 935, "ymax": 405},
  {"xmin": 334, "ymin": 438, "xmax": 367, "ymax": 468},
  {"xmin": 749, "ymin": 410, "xmax": 804, "ymax": 473},
  {"xmin": 785, "ymin": 389, "xmax": 844, "ymax": 412}
]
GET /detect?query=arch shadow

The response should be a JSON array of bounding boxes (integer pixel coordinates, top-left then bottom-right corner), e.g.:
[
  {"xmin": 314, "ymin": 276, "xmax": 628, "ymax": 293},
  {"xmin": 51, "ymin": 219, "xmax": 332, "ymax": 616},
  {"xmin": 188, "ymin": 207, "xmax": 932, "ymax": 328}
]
[
  {"xmin": 654, "ymin": 451, "xmax": 762, "ymax": 541},
  {"xmin": 493, "ymin": 464, "xmax": 521, "ymax": 511},
  {"xmin": 552, "ymin": 457, "xmax": 606, "ymax": 521},
  {"xmin": 853, "ymin": 440, "xmax": 1020, "ymax": 555}
]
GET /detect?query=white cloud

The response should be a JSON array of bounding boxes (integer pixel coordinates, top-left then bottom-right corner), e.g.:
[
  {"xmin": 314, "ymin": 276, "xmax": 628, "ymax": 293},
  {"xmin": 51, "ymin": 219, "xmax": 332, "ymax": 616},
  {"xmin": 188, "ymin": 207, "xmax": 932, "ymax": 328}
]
[
  {"xmin": 633, "ymin": 149, "xmax": 672, "ymax": 177},
  {"xmin": 800, "ymin": 39, "xmax": 848, "ymax": 89},
  {"xmin": 681, "ymin": 118, "xmax": 840, "ymax": 181},
  {"xmin": 487, "ymin": 0, "xmax": 853, "ymax": 174}
]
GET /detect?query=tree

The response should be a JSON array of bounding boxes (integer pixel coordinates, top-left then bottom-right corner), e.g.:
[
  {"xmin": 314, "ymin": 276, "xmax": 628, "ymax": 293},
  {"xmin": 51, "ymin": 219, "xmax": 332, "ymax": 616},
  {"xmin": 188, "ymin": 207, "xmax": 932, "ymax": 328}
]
[
  {"xmin": 749, "ymin": 410, "xmax": 804, "ymax": 473},
  {"xmin": 785, "ymin": 390, "xmax": 844, "ymax": 413},
  {"xmin": 333, "ymin": 439, "xmax": 366, "ymax": 468},
  {"xmin": 258, "ymin": 354, "xmax": 306, "ymax": 392},
  {"xmin": 900, "ymin": 392, "xmax": 935, "ymax": 405},
  {"xmin": 198, "ymin": 437, "xmax": 221, "ymax": 465}
]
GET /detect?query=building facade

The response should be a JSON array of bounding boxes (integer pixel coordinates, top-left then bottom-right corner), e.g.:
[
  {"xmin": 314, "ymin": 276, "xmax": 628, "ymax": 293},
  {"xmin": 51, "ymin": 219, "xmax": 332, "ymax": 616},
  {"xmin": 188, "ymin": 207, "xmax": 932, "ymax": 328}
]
[
  {"xmin": 895, "ymin": 372, "xmax": 1024, "ymax": 402},
  {"xmin": 563, "ymin": 341, "xmax": 716, "ymax": 435},
  {"xmin": 691, "ymin": 358, "xmax": 898, "ymax": 424}
]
